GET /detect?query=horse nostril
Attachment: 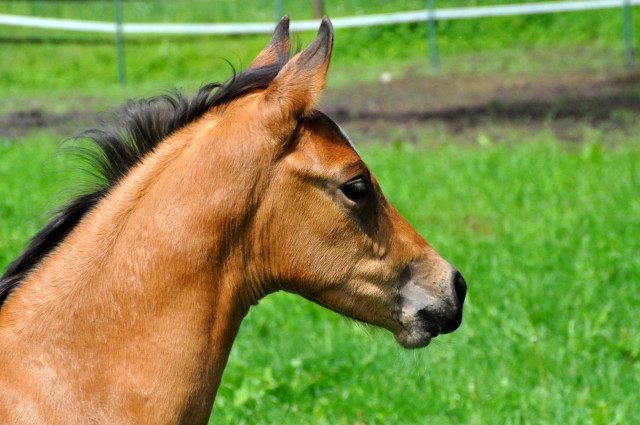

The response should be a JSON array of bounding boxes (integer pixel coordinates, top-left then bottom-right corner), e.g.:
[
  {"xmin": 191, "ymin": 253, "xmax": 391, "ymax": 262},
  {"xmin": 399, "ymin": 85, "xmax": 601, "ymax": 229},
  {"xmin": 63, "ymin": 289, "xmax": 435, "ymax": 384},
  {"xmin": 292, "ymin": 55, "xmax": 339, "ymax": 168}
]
[
  {"xmin": 452, "ymin": 269, "xmax": 467, "ymax": 307},
  {"xmin": 437, "ymin": 269, "xmax": 466, "ymax": 335}
]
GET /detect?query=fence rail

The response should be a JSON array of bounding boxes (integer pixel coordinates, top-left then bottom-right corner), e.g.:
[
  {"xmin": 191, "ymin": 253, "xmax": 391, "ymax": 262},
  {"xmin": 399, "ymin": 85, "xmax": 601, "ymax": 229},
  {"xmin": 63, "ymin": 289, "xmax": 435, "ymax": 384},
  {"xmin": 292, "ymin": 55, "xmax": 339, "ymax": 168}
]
[
  {"xmin": 1, "ymin": 0, "xmax": 636, "ymax": 82},
  {"xmin": 1, "ymin": 0, "xmax": 638, "ymax": 34}
]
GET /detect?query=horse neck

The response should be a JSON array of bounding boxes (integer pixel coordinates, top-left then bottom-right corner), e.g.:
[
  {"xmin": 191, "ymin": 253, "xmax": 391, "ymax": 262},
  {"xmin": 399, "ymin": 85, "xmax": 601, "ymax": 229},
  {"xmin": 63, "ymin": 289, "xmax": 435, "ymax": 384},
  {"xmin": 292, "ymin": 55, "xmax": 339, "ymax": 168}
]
[{"xmin": 0, "ymin": 119, "xmax": 273, "ymax": 424}]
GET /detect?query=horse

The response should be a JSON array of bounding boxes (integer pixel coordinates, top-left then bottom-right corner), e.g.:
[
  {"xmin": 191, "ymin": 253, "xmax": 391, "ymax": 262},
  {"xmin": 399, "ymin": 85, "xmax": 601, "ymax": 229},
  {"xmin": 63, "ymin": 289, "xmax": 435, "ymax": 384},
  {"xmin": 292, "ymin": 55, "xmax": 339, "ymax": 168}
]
[{"xmin": 0, "ymin": 16, "xmax": 466, "ymax": 424}]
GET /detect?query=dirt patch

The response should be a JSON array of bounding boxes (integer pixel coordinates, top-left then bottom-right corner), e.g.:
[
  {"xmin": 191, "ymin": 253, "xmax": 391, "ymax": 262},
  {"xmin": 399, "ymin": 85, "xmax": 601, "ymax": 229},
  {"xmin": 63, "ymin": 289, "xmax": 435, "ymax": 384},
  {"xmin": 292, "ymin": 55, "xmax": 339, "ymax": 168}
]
[
  {"xmin": 1, "ymin": 68, "xmax": 639, "ymax": 143},
  {"xmin": 320, "ymin": 68, "xmax": 640, "ymax": 144},
  {"xmin": 0, "ymin": 108, "xmax": 100, "ymax": 140}
]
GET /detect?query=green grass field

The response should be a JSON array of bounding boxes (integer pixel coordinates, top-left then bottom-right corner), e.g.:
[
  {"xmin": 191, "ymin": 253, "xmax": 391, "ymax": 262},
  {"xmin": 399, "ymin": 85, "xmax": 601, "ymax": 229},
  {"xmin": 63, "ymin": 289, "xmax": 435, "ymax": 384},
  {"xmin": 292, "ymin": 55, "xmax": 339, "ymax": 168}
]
[
  {"xmin": 2, "ymin": 1, "xmax": 640, "ymax": 423},
  {"xmin": 0, "ymin": 0, "xmax": 636, "ymax": 100},
  {"xmin": 1, "ymin": 130, "xmax": 639, "ymax": 424}
]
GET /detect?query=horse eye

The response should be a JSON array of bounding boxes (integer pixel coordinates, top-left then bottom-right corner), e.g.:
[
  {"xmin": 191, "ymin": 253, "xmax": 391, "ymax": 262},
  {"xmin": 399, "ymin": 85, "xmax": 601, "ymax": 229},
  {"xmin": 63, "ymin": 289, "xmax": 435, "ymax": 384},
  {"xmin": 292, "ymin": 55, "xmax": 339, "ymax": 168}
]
[{"xmin": 339, "ymin": 177, "xmax": 371, "ymax": 202}]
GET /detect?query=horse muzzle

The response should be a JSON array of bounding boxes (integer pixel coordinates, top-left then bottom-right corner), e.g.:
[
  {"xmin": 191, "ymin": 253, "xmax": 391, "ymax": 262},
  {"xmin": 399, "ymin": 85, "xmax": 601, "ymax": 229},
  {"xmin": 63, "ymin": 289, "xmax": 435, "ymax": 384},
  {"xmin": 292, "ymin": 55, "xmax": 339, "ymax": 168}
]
[{"xmin": 393, "ymin": 255, "xmax": 467, "ymax": 349}]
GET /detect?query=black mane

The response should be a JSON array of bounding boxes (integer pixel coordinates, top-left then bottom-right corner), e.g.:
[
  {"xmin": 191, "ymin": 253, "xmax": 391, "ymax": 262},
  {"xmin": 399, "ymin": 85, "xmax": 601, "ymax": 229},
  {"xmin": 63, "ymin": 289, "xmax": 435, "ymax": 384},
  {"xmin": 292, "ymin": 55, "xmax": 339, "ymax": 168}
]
[{"xmin": 0, "ymin": 61, "xmax": 285, "ymax": 309}]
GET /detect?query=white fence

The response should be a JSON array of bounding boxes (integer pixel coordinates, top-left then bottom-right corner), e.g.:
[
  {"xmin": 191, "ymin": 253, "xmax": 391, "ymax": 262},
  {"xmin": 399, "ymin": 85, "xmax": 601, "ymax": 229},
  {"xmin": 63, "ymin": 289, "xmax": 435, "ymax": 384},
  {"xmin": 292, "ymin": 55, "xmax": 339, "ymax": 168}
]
[
  {"xmin": 0, "ymin": 0, "xmax": 636, "ymax": 82},
  {"xmin": 0, "ymin": 0, "xmax": 638, "ymax": 34}
]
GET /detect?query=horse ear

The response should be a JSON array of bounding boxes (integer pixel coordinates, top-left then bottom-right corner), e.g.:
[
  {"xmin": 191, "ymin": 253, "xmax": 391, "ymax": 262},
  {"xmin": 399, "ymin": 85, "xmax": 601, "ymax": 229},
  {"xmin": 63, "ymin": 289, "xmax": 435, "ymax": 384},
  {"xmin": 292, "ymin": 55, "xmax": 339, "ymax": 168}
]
[
  {"xmin": 248, "ymin": 15, "xmax": 290, "ymax": 69},
  {"xmin": 265, "ymin": 17, "xmax": 333, "ymax": 119}
]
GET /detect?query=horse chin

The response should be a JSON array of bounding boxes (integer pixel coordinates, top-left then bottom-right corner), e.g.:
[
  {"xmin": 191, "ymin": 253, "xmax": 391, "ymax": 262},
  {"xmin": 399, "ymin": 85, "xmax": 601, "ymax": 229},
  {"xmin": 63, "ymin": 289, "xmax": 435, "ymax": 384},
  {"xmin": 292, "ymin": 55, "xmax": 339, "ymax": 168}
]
[{"xmin": 393, "ymin": 324, "xmax": 436, "ymax": 349}]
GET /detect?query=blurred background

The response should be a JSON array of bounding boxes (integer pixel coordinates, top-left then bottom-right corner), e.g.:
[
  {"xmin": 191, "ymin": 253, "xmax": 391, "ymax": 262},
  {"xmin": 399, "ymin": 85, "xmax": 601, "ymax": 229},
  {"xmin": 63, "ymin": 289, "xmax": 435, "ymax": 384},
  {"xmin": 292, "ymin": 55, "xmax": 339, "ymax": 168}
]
[{"xmin": 1, "ymin": 1, "xmax": 639, "ymax": 424}]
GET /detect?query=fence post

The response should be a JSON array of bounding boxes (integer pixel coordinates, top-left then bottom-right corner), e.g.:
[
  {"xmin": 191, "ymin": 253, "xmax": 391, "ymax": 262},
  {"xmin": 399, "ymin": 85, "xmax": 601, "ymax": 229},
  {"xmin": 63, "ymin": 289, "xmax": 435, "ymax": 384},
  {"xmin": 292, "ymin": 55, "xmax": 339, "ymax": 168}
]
[
  {"xmin": 311, "ymin": 0, "xmax": 324, "ymax": 19},
  {"xmin": 115, "ymin": 0, "xmax": 126, "ymax": 85},
  {"xmin": 427, "ymin": 0, "xmax": 439, "ymax": 75},
  {"xmin": 623, "ymin": 0, "xmax": 633, "ymax": 66},
  {"xmin": 274, "ymin": 0, "xmax": 283, "ymax": 22}
]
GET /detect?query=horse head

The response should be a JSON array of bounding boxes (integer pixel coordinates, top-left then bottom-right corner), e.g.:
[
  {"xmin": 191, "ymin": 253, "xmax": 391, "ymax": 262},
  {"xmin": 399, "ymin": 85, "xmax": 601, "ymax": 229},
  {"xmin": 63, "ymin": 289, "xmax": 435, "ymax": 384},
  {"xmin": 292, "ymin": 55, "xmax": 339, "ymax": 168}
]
[{"xmin": 226, "ymin": 16, "xmax": 466, "ymax": 348}]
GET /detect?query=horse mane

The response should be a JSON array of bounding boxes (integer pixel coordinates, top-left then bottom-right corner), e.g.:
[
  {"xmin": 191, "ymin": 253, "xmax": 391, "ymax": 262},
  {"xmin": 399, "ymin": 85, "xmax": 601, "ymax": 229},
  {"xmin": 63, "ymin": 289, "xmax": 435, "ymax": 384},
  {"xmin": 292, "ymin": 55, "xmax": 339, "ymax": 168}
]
[{"xmin": 0, "ymin": 60, "xmax": 286, "ymax": 309}]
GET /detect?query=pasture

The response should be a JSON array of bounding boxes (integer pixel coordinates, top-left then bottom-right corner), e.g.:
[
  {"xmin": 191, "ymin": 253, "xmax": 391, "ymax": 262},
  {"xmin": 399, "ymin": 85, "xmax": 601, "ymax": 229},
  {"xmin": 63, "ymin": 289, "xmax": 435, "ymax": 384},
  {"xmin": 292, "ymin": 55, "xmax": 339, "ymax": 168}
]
[
  {"xmin": 2, "ymin": 127, "xmax": 639, "ymax": 424},
  {"xmin": 1, "ymin": 1, "xmax": 640, "ymax": 423}
]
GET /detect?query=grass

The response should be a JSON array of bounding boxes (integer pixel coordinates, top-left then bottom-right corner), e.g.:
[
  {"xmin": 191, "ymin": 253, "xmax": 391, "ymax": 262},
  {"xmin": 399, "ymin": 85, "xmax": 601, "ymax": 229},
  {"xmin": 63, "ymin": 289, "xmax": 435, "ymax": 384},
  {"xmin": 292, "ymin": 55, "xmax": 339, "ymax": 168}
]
[
  {"xmin": 1, "ymin": 1, "xmax": 639, "ymax": 423},
  {"xmin": 0, "ymin": 0, "xmax": 637, "ymax": 101},
  {"xmin": 212, "ymin": 135, "xmax": 640, "ymax": 424},
  {"xmin": 1, "ymin": 129, "xmax": 639, "ymax": 424}
]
